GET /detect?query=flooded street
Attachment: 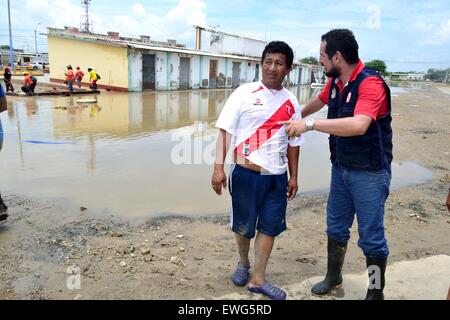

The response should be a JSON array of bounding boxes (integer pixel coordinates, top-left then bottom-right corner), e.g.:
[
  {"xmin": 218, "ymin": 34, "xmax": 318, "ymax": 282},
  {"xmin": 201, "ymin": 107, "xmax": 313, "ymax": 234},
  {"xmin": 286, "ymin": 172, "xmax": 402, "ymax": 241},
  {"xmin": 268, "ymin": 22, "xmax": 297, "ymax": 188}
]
[{"xmin": 0, "ymin": 86, "xmax": 433, "ymax": 218}]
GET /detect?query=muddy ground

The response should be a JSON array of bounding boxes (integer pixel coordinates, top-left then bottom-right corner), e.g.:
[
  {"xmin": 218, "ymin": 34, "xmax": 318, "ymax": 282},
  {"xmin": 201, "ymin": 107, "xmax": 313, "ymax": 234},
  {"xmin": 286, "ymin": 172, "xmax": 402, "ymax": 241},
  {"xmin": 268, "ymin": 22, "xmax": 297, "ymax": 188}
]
[{"xmin": 0, "ymin": 82, "xmax": 449, "ymax": 300}]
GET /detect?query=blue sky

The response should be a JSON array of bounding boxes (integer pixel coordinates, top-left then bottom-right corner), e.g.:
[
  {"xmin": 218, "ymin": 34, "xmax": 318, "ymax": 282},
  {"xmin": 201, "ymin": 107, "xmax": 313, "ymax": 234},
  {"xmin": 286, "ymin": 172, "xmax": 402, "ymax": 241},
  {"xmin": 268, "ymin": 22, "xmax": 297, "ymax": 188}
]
[{"xmin": 1, "ymin": 0, "xmax": 449, "ymax": 72}]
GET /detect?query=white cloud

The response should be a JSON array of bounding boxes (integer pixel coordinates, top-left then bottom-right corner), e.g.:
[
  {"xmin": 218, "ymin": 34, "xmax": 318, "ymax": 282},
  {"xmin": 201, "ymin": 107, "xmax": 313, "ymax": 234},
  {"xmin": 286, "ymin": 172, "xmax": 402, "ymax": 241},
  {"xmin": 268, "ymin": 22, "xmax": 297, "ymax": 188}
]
[
  {"xmin": 419, "ymin": 19, "xmax": 450, "ymax": 45},
  {"xmin": 12, "ymin": 0, "xmax": 207, "ymax": 48},
  {"xmin": 436, "ymin": 19, "xmax": 450, "ymax": 39},
  {"xmin": 94, "ymin": 0, "xmax": 207, "ymax": 45}
]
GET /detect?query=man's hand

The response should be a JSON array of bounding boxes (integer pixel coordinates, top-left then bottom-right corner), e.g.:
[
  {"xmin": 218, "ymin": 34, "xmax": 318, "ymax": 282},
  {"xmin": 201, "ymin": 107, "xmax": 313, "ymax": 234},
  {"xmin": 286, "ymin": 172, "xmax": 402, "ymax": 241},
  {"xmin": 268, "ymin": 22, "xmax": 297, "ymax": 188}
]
[
  {"xmin": 279, "ymin": 120, "xmax": 307, "ymax": 137},
  {"xmin": 287, "ymin": 177, "xmax": 298, "ymax": 200},
  {"xmin": 211, "ymin": 168, "xmax": 227, "ymax": 195}
]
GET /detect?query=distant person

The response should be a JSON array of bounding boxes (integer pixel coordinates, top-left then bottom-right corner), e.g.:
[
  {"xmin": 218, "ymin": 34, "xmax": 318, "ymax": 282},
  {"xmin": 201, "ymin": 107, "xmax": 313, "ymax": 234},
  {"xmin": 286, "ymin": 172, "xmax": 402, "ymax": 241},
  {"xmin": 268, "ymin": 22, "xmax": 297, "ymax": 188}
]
[
  {"xmin": 21, "ymin": 72, "xmax": 37, "ymax": 96},
  {"xmin": 88, "ymin": 68, "xmax": 98, "ymax": 90},
  {"xmin": 3, "ymin": 67, "xmax": 14, "ymax": 92},
  {"xmin": 65, "ymin": 65, "xmax": 75, "ymax": 92},
  {"xmin": 280, "ymin": 29, "xmax": 392, "ymax": 300},
  {"xmin": 0, "ymin": 83, "xmax": 8, "ymax": 221},
  {"xmin": 75, "ymin": 66, "xmax": 84, "ymax": 88}
]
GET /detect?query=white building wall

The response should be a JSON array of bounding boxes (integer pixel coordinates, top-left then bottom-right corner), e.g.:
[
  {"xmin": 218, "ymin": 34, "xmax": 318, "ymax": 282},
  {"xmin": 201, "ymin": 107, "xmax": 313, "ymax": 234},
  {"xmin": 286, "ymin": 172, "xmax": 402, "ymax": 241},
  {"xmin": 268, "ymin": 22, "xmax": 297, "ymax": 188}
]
[
  {"xmin": 247, "ymin": 62, "xmax": 255, "ymax": 83},
  {"xmin": 190, "ymin": 55, "xmax": 201, "ymax": 89},
  {"xmin": 128, "ymin": 47, "xmax": 265, "ymax": 91},
  {"xmin": 209, "ymin": 34, "xmax": 266, "ymax": 58},
  {"xmin": 240, "ymin": 61, "xmax": 247, "ymax": 84},
  {"xmin": 169, "ymin": 53, "xmax": 180, "ymax": 90},
  {"xmin": 217, "ymin": 58, "xmax": 227, "ymax": 88},
  {"xmin": 199, "ymin": 56, "xmax": 210, "ymax": 88},
  {"xmin": 155, "ymin": 52, "xmax": 168, "ymax": 91},
  {"xmin": 128, "ymin": 50, "xmax": 142, "ymax": 91}
]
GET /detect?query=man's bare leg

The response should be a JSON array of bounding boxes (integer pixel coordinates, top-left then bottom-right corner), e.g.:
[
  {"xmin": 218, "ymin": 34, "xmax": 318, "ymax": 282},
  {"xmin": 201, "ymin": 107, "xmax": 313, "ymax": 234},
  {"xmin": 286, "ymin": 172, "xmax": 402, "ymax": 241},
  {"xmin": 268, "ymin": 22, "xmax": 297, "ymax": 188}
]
[
  {"xmin": 235, "ymin": 233, "xmax": 251, "ymax": 267},
  {"xmin": 248, "ymin": 232, "xmax": 274, "ymax": 287}
]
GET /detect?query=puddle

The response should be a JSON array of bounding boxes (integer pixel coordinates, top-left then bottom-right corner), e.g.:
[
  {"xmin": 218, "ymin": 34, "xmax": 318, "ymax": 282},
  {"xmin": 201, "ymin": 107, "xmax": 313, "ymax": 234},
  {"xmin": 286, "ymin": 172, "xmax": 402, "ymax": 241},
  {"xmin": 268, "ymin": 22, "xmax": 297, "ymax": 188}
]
[{"xmin": 0, "ymin": 86, "xmax": 432, "ymax": 218}]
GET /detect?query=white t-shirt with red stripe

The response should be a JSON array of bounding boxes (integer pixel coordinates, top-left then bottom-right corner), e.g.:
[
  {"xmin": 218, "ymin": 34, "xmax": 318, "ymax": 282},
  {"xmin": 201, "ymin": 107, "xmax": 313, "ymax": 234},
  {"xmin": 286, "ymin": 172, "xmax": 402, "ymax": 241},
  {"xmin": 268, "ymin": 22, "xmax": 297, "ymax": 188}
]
[{"xmin": 215, "ymin": 81, "xmax": 304, "ymax": 175}]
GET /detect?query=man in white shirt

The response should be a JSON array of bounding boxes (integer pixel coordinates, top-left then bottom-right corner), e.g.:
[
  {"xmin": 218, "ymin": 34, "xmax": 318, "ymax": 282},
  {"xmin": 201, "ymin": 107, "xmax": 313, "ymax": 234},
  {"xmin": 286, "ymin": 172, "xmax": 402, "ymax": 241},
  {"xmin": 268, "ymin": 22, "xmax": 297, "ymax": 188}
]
[{"xmin": 211, "ymin": 41, "xmax": 304, "ymax": 300}]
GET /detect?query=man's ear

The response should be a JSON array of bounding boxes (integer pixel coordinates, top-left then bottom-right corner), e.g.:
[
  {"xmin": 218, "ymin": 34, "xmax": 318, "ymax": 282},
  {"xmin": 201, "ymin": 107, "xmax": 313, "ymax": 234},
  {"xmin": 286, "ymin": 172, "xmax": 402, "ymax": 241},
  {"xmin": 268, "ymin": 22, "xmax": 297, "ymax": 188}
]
[{"xmin": 334, "ymin": 51, "xmax": 342, "ymax": 64}]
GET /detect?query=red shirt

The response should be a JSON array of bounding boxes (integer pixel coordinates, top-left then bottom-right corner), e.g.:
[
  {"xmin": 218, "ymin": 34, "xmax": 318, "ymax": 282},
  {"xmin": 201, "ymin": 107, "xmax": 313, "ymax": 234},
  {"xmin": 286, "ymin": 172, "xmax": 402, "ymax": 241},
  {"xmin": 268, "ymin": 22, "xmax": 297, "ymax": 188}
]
[
  {"xmin": 24, "ymin": 75, "xmax": 33, "ymax": 85},
  {"xmin": 319, "ymin": 60, "xmax": 388, "ymax": 120},
  {"xmin": 75, "ymin": 70, "xmax": 84, "ymax": 79}
]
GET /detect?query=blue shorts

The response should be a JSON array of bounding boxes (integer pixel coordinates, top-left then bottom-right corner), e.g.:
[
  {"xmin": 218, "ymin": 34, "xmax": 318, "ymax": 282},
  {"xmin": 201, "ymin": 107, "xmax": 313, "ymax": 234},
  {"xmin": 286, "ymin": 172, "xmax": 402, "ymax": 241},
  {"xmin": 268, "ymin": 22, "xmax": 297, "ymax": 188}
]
[{"xmin": 229, "ymin": 164, "xmax": 288, "ymax": 239}]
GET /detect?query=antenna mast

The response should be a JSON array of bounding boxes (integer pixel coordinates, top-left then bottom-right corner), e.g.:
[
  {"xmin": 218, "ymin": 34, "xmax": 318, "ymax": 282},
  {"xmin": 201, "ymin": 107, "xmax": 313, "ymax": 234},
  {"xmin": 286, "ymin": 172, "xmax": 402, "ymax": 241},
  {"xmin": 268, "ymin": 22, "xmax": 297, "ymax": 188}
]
[{"xmin": 80, "ymin": 0, "xmax": 93, "ymax": 33}]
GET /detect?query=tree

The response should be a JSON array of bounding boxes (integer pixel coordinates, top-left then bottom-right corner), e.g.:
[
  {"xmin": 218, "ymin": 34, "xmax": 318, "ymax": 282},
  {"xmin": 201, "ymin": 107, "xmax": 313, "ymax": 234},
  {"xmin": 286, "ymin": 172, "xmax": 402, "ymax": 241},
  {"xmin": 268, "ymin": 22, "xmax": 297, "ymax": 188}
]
[
  {"xmin": 426, "ymin": 68, "xmax": 449, "ymax": 82},
  {"xmin": 366, "ymin": 59, "xmax": 387, "ymax": 74},
  {"xmin": 300, "ymin": 56, "xmax": 318, "ymax": 65}
]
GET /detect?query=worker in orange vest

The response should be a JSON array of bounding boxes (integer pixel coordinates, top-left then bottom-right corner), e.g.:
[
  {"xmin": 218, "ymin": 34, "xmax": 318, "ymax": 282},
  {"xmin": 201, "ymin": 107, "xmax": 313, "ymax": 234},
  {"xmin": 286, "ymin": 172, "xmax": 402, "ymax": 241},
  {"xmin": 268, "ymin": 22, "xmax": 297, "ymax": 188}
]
[
  {"xmin": 65, "ymin": 65, "xmax": 75, "ymax": 92},
  {"xmin": 21, "ymin": 72, "xmax": 37, "ymax": 95}
]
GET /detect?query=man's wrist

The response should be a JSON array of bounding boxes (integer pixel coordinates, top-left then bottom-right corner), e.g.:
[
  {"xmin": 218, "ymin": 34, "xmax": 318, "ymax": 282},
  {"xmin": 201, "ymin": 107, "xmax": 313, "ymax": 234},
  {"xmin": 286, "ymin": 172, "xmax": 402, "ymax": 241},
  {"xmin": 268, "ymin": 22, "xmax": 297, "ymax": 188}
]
[
  {"xmin": 305, "ymin": 118, "xmax": 315, "ymax": 131},
  {"xmin": 214, "ymin": 163, "xmax": 225, "ymax": 171}
]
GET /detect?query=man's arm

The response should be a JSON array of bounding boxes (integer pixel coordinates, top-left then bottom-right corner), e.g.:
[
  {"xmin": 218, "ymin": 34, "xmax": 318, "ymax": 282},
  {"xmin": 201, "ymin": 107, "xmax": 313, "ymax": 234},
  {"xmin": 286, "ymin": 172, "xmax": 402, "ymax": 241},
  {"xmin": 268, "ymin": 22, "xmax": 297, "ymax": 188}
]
[
  {"xmin": 280, "ymin": 114, "xmax": 373, "ymax": 137},
  {"xmin": 211, "ymin": 129, "xmax": 233, "ymax": 195},
  {"xmin": 287, "ymin": 146, "xmax": 300, "ymax": 200},
  {"xmin": 301, "ymin": 95, "xmax": 326, "ymax": 118}
]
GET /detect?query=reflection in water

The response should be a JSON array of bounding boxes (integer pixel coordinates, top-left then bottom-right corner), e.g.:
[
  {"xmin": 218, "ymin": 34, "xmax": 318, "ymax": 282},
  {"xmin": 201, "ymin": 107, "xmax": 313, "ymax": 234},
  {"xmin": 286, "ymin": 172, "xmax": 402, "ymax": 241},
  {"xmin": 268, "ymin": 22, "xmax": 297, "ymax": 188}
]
[{"xmin": 0, "ymin": 86, "xmax": 433, "ymax": 218}]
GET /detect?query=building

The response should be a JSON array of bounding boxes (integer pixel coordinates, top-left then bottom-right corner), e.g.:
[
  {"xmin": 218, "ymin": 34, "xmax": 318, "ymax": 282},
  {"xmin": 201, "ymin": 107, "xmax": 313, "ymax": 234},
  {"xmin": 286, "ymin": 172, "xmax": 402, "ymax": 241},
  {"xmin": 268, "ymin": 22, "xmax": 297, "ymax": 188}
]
[
  {"xmin": 0, "ymin": 49, "xmax": 48, "ymax": 67},
  {"xmin": 47, "ymin": 26, "xmax": 322, "ymax": 92},
  {"xmin": 391, "ymin": 72, "xmax": 425, "ymax": 81}
]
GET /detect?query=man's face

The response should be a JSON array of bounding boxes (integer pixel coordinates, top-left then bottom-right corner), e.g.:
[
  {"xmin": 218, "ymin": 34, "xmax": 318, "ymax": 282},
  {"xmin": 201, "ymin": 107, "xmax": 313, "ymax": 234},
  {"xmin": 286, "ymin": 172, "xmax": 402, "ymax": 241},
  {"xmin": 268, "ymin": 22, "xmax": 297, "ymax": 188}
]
[
  {"xmin": 262, "ymin": 53, "xmax": 291, "ymax": 89},
  {"xmin": 320, "ymin": 41, "xmax": 340, "ymax": 78}
]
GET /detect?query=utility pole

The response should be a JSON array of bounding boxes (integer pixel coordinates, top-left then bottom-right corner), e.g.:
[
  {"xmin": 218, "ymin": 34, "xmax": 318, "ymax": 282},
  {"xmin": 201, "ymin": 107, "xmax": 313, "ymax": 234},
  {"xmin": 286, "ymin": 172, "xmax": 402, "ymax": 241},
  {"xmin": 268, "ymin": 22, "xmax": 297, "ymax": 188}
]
[
  {"xmin": 7, "ymin": 0, "xmax": 14, "ymax": 70},
  {"xmin": 35, "ymin": 22, "xmax": 40, "ymax": 57}
]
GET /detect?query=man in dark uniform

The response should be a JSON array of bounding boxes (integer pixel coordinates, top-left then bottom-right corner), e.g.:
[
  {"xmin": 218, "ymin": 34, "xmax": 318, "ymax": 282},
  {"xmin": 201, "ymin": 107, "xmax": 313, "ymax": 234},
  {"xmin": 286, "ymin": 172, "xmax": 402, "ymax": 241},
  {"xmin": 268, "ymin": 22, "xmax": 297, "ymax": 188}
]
[{"xmin": 280, "ymin": 29, "xmax": 392, "ymax": 300}]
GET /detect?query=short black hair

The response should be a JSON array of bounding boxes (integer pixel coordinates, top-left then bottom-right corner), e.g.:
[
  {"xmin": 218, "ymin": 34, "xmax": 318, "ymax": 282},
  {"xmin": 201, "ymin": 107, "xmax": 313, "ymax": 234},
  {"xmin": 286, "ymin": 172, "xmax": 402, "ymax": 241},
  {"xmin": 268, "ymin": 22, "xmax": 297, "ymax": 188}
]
[
  {"xmin": 321, "ymin": 29, "xmax": 359, "ymax": 64},
  {"xmin": 261, "ymin": 41, "xmax": 294, "ymax": 69}
]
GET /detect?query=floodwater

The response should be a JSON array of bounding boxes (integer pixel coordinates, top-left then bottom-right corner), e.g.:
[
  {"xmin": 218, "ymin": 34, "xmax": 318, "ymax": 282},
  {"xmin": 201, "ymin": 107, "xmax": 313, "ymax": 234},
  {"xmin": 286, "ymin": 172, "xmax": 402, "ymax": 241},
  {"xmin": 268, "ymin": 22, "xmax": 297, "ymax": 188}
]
[{"xmin": 0, "ymin": 86, "xmax": 432, "ymax": 218}]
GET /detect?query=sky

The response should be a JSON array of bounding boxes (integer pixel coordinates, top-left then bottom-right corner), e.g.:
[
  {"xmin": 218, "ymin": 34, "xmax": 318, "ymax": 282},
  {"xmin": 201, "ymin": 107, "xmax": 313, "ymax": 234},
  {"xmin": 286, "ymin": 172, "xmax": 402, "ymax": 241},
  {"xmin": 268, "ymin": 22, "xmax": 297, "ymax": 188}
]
[{"xmin": 1, "ymin": 0, "xmax": 449, "ymax": 72}]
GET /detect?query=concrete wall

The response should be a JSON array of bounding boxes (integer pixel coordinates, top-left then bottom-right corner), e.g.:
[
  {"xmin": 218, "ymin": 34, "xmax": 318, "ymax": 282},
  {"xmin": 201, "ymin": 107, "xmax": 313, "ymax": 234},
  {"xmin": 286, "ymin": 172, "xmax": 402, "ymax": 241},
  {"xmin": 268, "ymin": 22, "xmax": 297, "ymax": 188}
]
[
  {"xmin": 48, "ymin": 36, "xmax": 129, "ymax": 90},
  {"xmin": 209, "ymin": 34, "xmax": 266, "ymax": 58},
  {"xmin": 128, "ymin": 49, "xmax": 142, "ymax": 92}
]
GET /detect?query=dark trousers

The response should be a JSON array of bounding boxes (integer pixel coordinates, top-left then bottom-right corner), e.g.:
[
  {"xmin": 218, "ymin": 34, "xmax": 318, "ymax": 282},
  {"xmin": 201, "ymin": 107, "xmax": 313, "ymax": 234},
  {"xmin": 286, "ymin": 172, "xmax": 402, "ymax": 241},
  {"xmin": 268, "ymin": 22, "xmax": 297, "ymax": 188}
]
[
  {"xmin": 4, "ymin": 79, "xmax": 14, "ymax": 92},
  {"xmin": 21, "ymin": 83, "xmax": 36, "ymax": 95}
]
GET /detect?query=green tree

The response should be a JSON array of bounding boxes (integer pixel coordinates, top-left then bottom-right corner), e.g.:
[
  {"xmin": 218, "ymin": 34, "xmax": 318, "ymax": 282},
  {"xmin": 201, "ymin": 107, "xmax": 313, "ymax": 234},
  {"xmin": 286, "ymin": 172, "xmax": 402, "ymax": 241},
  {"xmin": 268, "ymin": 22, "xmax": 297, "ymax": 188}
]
[
  {"xmin": 300, "ymin": 56, "xmax": 318, "ymax": 65},
  {"xmin": 425, "ymin": 68, "xmax": 449, "ymax": 82},
  {"xmin": 366, "ymin": 59, "xmax": 387, "ymax": 74}
]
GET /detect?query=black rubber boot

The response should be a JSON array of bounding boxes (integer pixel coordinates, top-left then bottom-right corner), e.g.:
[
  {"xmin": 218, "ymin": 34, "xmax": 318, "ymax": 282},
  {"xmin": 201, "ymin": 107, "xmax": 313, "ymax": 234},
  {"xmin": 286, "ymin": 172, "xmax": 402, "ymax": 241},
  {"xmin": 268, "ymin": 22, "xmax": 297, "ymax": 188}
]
[
  {"xmin": 365, "ymin": 257, "xmax": 387, "ymax": 300},
  {"xmin": 311, "ymin": 238, "xmax": 347, "ymax": 295},
  {"xmin": 366, "ymin": 257, "xmax": 387, "ymax": 300}
]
